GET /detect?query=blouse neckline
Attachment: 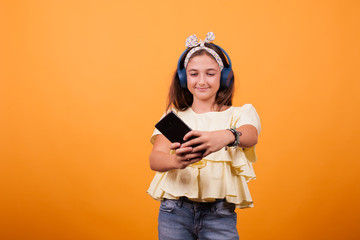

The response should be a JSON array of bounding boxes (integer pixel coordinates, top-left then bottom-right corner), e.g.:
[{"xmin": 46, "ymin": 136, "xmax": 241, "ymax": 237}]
[{"xmin": 189, "ymin": 106, "xmax": 233, "ymax": 116}]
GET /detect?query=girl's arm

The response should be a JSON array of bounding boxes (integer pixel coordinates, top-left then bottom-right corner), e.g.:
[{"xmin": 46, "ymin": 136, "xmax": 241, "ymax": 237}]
[
  {"xmin": 181, "ymin": 124, "xmax": 258, "ymax": 158},
  {"xmin": 149, "ymin": 134, "xmax": 203, "ymax": 172}
]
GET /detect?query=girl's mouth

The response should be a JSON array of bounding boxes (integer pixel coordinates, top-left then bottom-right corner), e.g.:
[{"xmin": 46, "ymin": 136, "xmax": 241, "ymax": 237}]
[{"xmin": 196, "ymin": 87, "xmax": 209, "ymax": 92}]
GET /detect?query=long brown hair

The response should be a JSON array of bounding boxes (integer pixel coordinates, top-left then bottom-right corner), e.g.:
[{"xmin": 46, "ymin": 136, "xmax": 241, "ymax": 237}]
[{"xmin": 166, "ymin": 43, "xmax": 234, "ymax": 112}]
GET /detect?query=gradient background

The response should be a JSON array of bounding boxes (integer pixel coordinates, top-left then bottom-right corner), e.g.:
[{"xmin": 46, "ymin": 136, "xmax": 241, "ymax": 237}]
[{"xmin": 1, "ymin": 0, "xmax": 359, "ymax": 239}]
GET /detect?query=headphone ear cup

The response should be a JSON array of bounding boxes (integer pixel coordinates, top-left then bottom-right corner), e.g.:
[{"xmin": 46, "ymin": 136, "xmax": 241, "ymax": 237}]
[
  {"xmin": 177, "ymin": 68, "xmax": 187, "ymax": 88},
  {"xmin": 221, "ymin": 68, "xmax": 234, "ymax": 87}
]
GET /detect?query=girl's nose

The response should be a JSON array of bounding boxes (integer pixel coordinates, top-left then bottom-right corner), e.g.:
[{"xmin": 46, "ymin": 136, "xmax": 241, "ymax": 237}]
[{"xmin": 198, "ymin": 74, "xmax": 206, "ymax": 84}]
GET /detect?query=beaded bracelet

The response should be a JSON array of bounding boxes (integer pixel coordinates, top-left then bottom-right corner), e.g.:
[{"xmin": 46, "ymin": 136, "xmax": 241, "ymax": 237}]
[{"xmin": 225, "ymin": 127, "xmax": 242, "ymax": 150}]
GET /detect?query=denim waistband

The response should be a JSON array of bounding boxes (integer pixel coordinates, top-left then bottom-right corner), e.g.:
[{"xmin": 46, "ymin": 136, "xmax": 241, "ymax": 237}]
[{"xmin": 170, "ymin": 197, "xmax": 228, "ymax": 210}]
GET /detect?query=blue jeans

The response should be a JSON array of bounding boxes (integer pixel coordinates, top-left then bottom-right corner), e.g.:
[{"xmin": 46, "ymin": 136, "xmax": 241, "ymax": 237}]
[{"xmin": 158, "ymin": 198, "xmax": 239, "ymax": 240}]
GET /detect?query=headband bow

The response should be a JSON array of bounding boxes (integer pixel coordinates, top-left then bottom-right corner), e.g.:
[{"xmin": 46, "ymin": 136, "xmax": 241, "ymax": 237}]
[
  {"xmin": 184, "ymin": 32, "xmax": 224, "ymax": 71},
  {"xmin": 185, "ymin": 32, "xmax": 216, "ymax": 48}
]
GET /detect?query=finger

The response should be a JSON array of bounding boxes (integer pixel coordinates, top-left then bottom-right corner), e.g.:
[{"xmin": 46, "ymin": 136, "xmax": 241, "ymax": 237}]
[
  {"xmin": 169, "ymin": 142, "xmax": 181, "ymax": 150},
  {"xmin": 181, "ymin": 138, "xmax": 203, "ymax": 148},
  {"xmin": 183, "ymin": 130, "xmax": 201, "ymax": 141},
  {"xmin": 190, "ymin": 144, "xmax": 207, "ymax": 153},
  {"xmin": 183, "ymin": 152, "xmax": 203, "ymax": 160},
  {"xmin": 201, "ymin": 150, "xmax": 211, "ymax": 158},
  {"xmin": 175, "ymin": 147, "xmax": 193, "ymax": 155},
  {"xmin": 186, "ymin": 157, "xmax": 202, "ymax": 164}
]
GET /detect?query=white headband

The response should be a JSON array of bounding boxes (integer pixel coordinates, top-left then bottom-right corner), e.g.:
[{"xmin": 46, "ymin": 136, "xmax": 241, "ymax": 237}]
[{"xmin": 184, "ymin": 32, "xmax": 224, "ymax": 71}]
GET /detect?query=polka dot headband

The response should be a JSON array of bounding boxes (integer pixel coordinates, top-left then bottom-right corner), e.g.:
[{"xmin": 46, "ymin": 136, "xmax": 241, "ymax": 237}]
[{"xmin": 184, "ymin": 32, "xmax": 224, "ymax": 71}]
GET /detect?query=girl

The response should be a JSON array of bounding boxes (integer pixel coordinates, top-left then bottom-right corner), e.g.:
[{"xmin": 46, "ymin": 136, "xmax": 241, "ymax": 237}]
[{"xmin": 148, "ymin": 32, "xmax": 261, "ymax": 240}]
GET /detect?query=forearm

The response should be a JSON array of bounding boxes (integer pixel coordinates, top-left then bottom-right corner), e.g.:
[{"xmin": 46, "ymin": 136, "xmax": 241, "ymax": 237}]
[
  {"xmin": 149, "ymin": 150, "xmax": 176, "ymax": 172},
  {"xmin": 236, "ymin": 124, "xmax": 258, "ymax": 148},
  {"xmin": 181, "ymin": 124, "xmax": 259, "ymax": 157},
  {"xmin": 220, "ymin": 125, "xmax": 258, "ymax": 149}
]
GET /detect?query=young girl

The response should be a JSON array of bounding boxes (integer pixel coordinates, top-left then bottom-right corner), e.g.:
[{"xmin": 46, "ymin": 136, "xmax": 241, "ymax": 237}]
[{"xmin": 148, "ymin": 32, "xmax": 261, "ymax": 240}]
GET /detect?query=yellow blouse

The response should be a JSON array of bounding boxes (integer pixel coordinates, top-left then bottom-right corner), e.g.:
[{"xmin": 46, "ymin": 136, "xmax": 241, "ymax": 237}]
[{"xmin": 147, "ymin": 104, "xmax": 261, "ymax": 209}]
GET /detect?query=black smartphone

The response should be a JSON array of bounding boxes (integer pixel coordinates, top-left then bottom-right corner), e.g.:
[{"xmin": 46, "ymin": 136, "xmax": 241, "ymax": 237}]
[{"xmin": 155, "ymin": 111, "xmax": 192, "ymax": 144}]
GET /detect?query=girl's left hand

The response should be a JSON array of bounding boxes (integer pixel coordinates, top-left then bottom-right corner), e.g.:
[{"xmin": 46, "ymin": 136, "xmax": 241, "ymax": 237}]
[{"xmin": 181, "ymin": 130, "xmax": 234, "ymax": 158}]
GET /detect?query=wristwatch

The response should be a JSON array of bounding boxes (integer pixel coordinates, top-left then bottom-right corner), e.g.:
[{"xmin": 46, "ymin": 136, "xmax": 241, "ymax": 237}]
[{"xmin": 225, "ymin": 127, "xmax": 242, "ymax": 150}]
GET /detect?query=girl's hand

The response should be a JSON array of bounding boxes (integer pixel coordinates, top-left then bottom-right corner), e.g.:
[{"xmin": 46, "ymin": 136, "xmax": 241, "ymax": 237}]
[
  {"xmin": 169, "ymin": 142, "xmax": 203, "ymax": 169},
  {"xmin": 181, "ymin": 130, "xmax": 234, "ymax": 158}
]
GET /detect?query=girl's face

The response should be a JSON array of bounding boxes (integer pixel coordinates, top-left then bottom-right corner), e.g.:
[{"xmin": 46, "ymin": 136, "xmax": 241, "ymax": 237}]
[{"xmin": 186, "ymin": 54, "xmax": 221, "ymax": 105}]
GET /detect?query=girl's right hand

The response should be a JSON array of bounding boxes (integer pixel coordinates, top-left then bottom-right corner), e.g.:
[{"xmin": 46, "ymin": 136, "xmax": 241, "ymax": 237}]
[
  {"xmin": 149, "ymin": 135, "xmax": 203, "ymax": 172},
  {"xmin": 169, "ymin": 142, "xmax": 203, "ymax": 169}
]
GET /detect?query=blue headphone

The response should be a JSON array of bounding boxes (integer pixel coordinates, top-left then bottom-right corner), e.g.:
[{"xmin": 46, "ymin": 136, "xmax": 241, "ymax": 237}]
[{"xmin": 176, "ymin": 43, "xmax": 234, "ymax": 88}]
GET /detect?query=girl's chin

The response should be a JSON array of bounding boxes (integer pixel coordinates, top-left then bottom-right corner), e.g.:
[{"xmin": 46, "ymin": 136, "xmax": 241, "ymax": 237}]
[{"xmin": 192, "ymin": 94, "xmax": 216, "ymax": 102}]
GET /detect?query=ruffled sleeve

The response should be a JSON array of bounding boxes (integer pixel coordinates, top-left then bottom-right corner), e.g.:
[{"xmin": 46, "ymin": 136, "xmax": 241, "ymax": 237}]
[
  {"xmin": 150, "ymin": 128, "xmax": 161, "ymax": 145},
  {"xmin": 150, "ymin": 108, "xmax": 180, "ymax": 144},
  {"xmin": 150, "ymin": 109, "xmax": 173, "ymax": 144},
  {"xmin": 232, "ymin": 104, "xmax": 261, "ymax": 133},
  {"xmin": 231, "ymin": 104, "xmax": 261, "ymax": 163}
]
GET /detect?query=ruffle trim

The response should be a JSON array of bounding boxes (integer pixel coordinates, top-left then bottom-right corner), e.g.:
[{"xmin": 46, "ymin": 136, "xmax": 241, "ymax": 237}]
[{"xmin": 147, "ymin": 148, "xmax": 257, "ymax": 209}]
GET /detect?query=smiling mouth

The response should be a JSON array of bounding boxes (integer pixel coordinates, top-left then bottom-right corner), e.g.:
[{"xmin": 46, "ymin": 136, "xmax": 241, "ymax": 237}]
[{"xmin": 196, "ymin": 87, "xmax": 209, "ymax": 91}]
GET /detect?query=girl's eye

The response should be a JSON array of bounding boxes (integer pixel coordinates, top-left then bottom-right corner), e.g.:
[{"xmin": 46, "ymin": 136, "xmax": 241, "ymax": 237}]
[
  {"xmin": 207, "ymin": 73, "xmax": 215, "ymax": 76},
  {"xmin": 190, "ymin": 73, "xmax": 198, "ymax": 76}
]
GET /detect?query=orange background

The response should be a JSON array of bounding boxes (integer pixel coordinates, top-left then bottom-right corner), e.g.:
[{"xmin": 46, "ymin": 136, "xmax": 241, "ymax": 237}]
[{"xmin": 1, "ymin": 0, "xmax": 359, "ymax": 239}]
